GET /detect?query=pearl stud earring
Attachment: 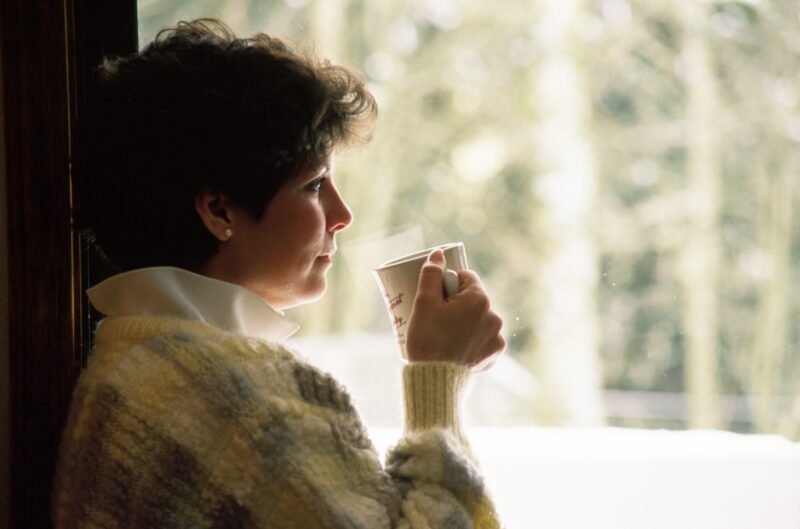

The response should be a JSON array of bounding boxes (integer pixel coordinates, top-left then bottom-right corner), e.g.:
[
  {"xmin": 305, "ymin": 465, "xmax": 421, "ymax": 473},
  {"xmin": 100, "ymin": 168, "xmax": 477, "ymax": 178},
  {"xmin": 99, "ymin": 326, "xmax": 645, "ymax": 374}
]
[{"xmin": 223, "ymin": 228, "xmax": 233, "ymax": 238}]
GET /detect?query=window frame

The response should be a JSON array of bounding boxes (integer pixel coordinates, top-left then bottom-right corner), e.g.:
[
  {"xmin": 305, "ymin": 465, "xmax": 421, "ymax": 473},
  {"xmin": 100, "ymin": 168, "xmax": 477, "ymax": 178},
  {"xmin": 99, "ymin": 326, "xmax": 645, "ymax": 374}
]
[{"xmin": 2, "ymin": 1, "xmax": 137, "ymax": 527}]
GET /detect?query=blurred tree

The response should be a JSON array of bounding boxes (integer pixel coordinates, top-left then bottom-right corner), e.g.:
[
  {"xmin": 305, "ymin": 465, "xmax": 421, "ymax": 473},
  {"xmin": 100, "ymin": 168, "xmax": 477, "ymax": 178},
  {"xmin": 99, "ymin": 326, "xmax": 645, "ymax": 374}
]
[
  {"xmin": 131, "ymin": 0, "xmax": 800, "ymax": 436},
  {"xmin": 678, "ymin": 0, "xmax": 722, "ymax": 429},
  {"xmin": 526, "ymin": 0, "xmax": 605, "ymax": 425}
]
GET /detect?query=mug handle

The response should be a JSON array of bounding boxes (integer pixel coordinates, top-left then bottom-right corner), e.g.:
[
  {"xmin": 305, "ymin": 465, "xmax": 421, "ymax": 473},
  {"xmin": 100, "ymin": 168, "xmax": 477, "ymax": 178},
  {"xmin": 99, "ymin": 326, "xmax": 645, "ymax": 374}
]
[{"xmin": 443, "ymin": 269, "xmax": 460, "ymax": 298}]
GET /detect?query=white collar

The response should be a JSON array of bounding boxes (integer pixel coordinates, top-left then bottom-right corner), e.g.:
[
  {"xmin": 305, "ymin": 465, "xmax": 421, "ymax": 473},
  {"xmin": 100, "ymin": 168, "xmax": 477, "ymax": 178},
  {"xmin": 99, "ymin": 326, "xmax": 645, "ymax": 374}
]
[{"xmin": 86, "ymin": 266, "xmax": 300, "ymax": 343}]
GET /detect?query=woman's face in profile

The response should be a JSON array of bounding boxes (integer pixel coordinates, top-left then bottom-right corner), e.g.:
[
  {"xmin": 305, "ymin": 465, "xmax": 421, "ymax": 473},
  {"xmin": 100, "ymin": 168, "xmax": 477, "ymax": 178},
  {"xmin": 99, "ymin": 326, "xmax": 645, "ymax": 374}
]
[{"xmin": 196, "ymin": 154, "xmax": 353, "ymax": 308}]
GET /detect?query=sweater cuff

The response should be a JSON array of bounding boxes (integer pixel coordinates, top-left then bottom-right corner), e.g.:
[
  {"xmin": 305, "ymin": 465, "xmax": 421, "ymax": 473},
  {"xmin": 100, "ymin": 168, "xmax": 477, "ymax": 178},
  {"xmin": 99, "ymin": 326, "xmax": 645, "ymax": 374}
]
[{"xmin": 402, "ymin": 362, "xmax": 472, "ymax": 444}]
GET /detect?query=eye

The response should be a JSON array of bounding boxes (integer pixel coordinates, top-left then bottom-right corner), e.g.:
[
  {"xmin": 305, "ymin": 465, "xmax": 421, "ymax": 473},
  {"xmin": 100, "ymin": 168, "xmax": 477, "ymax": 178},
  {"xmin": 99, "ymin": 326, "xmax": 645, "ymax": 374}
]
[{"xmin": 306, "ymin": 176, "xmax": 328, "ymax": 193}]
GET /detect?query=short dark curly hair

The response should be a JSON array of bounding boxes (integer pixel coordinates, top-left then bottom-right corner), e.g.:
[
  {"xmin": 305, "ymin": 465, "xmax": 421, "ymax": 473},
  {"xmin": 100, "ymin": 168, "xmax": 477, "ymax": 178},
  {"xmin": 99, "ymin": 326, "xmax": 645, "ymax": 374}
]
[{"xmin": 74, "ymin": 18, "xmax": 377, "ymax": 273}]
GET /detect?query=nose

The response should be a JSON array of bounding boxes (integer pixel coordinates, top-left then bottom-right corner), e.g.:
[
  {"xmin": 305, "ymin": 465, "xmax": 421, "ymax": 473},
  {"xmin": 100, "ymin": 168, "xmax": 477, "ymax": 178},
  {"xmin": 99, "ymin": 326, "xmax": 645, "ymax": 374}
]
[{"xmin": 326, "ymin": 183, "xmax": 353, "ymax": 233}]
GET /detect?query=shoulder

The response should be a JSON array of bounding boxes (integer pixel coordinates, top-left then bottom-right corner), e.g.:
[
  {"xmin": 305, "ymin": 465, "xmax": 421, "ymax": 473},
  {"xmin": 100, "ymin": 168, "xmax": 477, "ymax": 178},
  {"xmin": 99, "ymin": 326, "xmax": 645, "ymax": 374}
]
[
  {"xmin": 90, "ymin": 317, "xmax": 296, "ymax": 370},
  {"xmin": 80, "ymin": 317, "xmax": 372, "ymax": 446},
  {"xmin": 87, "ymin": 318, "xmax": 358, "ymax": 413},
  {"xmin": 77, "ymin": 319, "xmax": 305, "ymax": 409}
]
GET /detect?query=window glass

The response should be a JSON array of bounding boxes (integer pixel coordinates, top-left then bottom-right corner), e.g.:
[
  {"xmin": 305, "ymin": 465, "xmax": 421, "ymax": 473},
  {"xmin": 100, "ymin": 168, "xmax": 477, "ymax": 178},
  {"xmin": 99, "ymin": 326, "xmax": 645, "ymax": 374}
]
[
  {"xmin": 136, "ymin": 0, "xmax": 800, "ymax": 440},
  {"xmin": 132, "ymin": 3, "xmax": 800, "ymax": 527}
]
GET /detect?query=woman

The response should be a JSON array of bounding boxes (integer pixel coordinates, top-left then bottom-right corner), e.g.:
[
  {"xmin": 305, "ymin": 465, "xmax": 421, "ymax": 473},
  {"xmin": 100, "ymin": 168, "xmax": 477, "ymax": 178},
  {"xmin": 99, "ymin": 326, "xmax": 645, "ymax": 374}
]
[{"xmin": 53, "ymin": 18, "xmax": 506, "ymax": 529}]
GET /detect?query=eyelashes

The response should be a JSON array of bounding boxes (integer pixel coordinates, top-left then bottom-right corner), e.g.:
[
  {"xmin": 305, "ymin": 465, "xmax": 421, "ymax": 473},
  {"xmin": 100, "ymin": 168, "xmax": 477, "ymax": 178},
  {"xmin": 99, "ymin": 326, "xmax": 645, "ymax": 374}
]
[{"xmin": 305, "ymin": 176, "xmax": 328, "ymax": 193}]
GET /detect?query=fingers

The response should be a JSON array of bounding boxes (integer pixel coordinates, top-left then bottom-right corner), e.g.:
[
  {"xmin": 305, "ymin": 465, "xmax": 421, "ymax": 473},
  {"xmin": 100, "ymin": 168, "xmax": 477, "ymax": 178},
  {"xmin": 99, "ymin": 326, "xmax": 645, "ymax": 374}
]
[
  {"xmin": 494, "ymin": 333, "xmax": 507, "ymax": 355},
  {"xmin": 453, "ymin": 271, "xmax": 492, "ymax": 314},
  {"xmin": 484, "ymin": 317, "xmax": 506, "ymax": 356},
  {"xmin": 472, "ymin": 336, "xmax": 506, "ymax": 372},
  {"xmin": 415, "ymin": 249, "xmax": 445, "ymax": 301},
  {"xmin": 471, "ymin": 315, "xmax": 506, "ymax": 372},
  {"xmin": 409, "ymin": 255, "xmax": 505, "ymax": 371},
  {"xmin": 456, "ymin": 269, "xmax": 482, "ymax": 290}
]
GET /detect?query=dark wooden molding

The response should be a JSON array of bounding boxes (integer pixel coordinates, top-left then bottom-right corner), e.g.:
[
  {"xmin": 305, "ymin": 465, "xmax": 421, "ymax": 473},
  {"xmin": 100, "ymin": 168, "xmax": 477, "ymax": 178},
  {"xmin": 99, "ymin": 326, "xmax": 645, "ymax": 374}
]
[
  {"xmin": 3, "ymin": 2, "xmax": 78, "ymax": 527},
  {"xmin": 1, "ymin": 1, "xmax": 136, "ymax": 528}
]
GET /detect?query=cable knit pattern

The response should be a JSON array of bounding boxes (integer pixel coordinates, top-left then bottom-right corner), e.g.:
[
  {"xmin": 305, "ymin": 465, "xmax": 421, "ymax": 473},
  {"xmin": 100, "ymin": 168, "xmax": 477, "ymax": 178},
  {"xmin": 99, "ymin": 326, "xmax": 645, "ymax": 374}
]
[{"xmin": 52, "ymin": 316, "xmax": 502, "ymax": 529}]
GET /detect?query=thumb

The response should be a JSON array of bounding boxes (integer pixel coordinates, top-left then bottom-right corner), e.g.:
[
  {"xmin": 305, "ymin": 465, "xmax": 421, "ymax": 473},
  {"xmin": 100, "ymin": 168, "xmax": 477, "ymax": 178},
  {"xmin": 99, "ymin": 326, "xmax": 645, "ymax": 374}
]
[{"xmin": 416, "ymin": 249, "xmax": 445, "ymax": 301}]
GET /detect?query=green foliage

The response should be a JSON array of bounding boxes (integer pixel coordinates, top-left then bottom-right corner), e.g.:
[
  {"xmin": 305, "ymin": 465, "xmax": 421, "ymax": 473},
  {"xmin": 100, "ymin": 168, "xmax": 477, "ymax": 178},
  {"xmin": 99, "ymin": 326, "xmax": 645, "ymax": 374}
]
[{"xmin": 138, "ymin": 0, "xmax": 800, "ymax": 436}]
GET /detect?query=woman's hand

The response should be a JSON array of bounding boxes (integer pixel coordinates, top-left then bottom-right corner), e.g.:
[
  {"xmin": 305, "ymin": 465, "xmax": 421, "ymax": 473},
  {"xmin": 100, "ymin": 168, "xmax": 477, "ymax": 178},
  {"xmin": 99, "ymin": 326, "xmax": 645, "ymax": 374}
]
[{"xmin": 405, "ymin": 249, "xmax": 506, "ymax": 372}]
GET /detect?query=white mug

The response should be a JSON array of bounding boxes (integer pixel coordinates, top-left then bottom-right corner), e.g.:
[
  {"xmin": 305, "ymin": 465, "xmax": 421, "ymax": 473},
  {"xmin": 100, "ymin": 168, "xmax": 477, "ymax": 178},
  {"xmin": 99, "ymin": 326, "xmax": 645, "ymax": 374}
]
[{"xmin": 373, "ymin": 242, "xmax": 468, "ymax": 359}]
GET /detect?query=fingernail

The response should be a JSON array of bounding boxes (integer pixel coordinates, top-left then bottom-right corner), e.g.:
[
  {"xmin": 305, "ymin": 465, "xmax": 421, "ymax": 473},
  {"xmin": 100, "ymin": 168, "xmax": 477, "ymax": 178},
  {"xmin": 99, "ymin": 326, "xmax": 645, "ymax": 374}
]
[{"xmin": 427, "ymin": 248, "xmax": 445, "ymax": 263}]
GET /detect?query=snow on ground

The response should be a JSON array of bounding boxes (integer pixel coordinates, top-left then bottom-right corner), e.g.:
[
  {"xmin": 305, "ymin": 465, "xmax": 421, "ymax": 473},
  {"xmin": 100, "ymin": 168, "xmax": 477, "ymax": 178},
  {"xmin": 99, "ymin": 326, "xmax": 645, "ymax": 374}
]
[
  {"xmin": 371, "ymin": 426, "xmax": 800, "ymax": 529},
  {"xmin": 288, "ymin": 333, "xmax": 800, "ymax": 529}
]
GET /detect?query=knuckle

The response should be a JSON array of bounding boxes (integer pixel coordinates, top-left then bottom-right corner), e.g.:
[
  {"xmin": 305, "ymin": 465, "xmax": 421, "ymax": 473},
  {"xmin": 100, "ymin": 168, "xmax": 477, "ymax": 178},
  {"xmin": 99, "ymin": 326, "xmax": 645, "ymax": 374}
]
[
  {"xmin": 471, "ymin": 292, "xmax": 490, "ymax": 312},
  {"xmin": 496, "ymin": 335, "xmax": 507, "ymax": 353},
  {"xmin": 459, "ymin": 269, "xmax": 478, "ymax": 280},
  {"xmin": 489, "ymin": 313, "xmax": 503, "ymax": 333},
  {"xmin": 458, "ymin": 270, "xmax": 481, "ymax": 286},
  {"xmin": 419, "ymin": 263, "xmax": 442, "ymax": 276}
]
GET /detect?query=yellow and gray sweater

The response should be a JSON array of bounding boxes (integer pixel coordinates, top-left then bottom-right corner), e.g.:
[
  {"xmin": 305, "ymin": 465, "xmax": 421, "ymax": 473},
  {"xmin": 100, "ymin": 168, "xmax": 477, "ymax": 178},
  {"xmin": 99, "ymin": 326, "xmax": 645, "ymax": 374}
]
[{"xmin": 52, "ymin": 315, "xmax": 503, "ymax": 528}]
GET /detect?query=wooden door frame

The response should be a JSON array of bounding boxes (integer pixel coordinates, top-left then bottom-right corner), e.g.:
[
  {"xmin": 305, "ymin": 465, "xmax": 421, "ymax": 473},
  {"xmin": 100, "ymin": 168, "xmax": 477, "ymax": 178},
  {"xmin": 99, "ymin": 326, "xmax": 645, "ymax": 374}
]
[{"xmin": 1, "ymin": 1, "xmax": 137, "ymax": 528}]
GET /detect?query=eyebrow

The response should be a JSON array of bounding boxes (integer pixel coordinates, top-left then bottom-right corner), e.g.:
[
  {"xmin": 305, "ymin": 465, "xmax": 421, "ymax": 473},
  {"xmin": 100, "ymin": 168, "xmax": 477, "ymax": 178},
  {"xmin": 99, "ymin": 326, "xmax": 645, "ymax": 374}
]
[
  {"xmin": 300, "ymin": 159, "xmax": 331, "ymax": 180},
  {"xmin": 297, "ymin": 164, "xmax": 329, "ymax": 185}
]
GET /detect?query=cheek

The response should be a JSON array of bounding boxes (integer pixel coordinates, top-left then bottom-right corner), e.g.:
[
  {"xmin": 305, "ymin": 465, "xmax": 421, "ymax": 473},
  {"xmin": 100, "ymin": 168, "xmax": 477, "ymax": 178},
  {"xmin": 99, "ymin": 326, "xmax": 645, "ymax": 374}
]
[{"xmin": 291, "ymin": 204, "xmax": 327, "ymax": 250}]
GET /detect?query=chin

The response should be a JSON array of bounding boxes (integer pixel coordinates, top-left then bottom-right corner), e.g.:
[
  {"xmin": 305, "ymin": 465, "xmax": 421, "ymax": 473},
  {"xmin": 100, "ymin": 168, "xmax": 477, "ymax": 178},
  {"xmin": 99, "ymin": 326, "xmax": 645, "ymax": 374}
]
[
  {"xmin": 307, "ymin": 276, "xmax": 329, "ymax": 302},
  {"xmin": 305, "ymin": 285, "xmax": 327, "ymax": 304},
  {"xmin": 283, "ymin": 277, "xmax": 328, "ymax": 309}
]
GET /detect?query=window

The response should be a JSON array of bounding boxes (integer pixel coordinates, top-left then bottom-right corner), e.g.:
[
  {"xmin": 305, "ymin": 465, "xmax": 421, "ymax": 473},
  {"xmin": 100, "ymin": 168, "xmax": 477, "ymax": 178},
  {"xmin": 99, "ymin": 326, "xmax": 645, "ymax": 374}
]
[{"xmin": 134, "ymin": 2, "xmax": 800, "ymax": 528}]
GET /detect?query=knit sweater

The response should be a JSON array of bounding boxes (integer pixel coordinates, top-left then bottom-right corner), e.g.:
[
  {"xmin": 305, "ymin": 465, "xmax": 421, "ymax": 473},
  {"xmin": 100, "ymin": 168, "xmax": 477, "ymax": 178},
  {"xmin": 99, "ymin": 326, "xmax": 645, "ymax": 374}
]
[{"xmin": 52, "ymin": 270, "xmax": 503, "ymax": 528}]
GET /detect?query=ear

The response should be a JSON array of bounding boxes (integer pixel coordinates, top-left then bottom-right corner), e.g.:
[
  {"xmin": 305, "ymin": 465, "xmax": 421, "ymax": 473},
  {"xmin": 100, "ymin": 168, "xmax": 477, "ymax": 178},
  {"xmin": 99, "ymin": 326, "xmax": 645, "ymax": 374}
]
[{"xmin": 195, "ymin": 186, "xmax": 235, "ymax": 241}]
